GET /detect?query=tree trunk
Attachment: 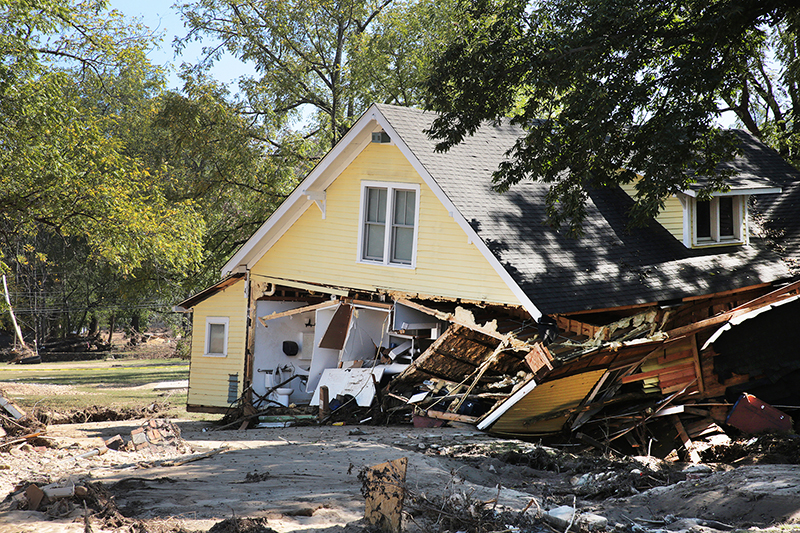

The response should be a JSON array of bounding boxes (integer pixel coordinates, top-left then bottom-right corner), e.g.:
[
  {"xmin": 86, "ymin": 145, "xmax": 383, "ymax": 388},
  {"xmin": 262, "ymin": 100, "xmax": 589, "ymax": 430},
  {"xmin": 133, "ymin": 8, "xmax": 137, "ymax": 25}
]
[
  {"xmin": 2, "ymin": 274, "xmax": 29, "ymax": 351},
  {"xmin": 88, "ymin": 314, "xmax": 99, "ymax": 337},
  {"xmin": 108, "ymin": 313, "xmax": 116, "ymax": 345}
]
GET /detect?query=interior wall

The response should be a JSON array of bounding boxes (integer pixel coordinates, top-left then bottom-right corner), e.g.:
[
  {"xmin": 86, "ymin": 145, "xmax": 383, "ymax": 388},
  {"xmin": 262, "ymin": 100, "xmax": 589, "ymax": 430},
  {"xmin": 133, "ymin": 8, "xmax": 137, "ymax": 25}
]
[{"xmin": 253, "ymin": 300, "xmax": 316, "ymax": 406}]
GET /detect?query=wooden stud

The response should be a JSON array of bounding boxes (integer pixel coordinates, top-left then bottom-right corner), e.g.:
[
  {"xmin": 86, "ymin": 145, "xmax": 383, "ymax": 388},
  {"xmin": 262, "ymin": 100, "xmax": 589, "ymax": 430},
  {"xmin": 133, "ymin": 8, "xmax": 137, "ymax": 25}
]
[
  {"xmin": 689, "ymin": 333, "xmax": 705, "ymax": 394},
  {"xmin": 670, "ymin": 415, "xmax": 701, "ymax": 462}
]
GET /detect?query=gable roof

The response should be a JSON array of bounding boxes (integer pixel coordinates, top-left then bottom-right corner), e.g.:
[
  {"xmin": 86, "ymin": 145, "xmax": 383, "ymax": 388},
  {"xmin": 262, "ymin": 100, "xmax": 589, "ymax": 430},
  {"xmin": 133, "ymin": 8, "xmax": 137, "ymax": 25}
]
[
  {"xmin": 224, "ymin": 103, "xmax": 793, "ymax": 317},
  {"xmin": 376, "ymin": 105, "xmax": 792, "ymax": 314}
]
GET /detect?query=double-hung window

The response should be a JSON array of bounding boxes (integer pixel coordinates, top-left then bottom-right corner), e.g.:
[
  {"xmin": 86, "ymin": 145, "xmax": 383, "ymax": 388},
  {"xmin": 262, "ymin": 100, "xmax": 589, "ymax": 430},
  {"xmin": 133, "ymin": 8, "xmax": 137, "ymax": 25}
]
[
  {"xmin": 359, "ymin": 182, "xmax": 420, "ymax": 267},
  {"xmin": 204, "ymin": 316, "xmax": 229, "ymax": 357},
  {"xmin": 693, "ymin": 195, "xmax": 742, "ymax": 246}
]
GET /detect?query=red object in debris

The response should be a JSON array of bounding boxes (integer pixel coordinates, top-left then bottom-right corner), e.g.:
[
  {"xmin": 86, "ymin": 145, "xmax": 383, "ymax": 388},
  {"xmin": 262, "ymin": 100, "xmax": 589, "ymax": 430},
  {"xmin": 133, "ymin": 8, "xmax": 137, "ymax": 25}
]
[
  {"xmin": 412, "ymin": 413, "xmax": 447, "ymax": 428},
  {"xmin": 726, "ymin": 393, "xmax": 793, "ymax": 434}
]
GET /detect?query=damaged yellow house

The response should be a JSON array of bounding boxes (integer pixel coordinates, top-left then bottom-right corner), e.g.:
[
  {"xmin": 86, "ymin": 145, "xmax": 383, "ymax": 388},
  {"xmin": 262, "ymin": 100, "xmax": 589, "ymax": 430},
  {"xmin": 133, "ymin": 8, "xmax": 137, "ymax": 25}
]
[{"xmin": 176, "ymin": 104, "xmax": 799, "ymax": 443}]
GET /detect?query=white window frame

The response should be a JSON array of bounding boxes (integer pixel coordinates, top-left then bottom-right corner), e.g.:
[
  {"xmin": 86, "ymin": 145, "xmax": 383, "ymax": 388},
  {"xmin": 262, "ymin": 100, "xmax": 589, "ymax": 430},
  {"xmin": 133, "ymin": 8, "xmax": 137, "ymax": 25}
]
[
  {"xmin": 204, "ymin": 316, "xmax": 229, "ymax": 357},
  {"xmin": 691, "ymin": 195, "xmax": 745, "ymax": 247},
  {"xmin": 357, "ymin": 181, "xmax": 421, "ymax": 268}
]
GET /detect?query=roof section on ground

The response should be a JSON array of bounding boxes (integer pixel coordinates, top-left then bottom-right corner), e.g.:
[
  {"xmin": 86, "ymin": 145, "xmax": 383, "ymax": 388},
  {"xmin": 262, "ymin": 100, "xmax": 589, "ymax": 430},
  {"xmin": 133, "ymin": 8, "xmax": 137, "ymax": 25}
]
[{"xmin": 377, "ymin": 104, "xmax": 792, "ymax": 315}]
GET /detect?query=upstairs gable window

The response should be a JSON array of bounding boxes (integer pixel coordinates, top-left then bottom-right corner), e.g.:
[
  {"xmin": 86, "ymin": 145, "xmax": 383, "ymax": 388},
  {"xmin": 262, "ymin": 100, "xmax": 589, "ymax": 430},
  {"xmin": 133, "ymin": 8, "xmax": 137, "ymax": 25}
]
[{"xmin": 359, "ymin": 182, "xmax": 420, "ymax": 267}]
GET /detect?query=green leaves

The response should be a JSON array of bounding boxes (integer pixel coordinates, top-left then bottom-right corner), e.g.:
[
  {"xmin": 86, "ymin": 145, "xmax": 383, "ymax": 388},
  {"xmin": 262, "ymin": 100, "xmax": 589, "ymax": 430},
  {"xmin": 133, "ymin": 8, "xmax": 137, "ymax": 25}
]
[{"xmin": 426, "ymin": 0, "xmax": 800, "ymax": 234}]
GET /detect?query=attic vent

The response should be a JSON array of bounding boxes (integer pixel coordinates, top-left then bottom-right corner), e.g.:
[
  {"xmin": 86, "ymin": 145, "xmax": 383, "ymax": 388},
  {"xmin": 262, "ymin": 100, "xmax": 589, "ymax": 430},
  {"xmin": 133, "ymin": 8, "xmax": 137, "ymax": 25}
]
[{"xmin": 371, "ymin": 131, "xmax": 391, "ymax": 144}]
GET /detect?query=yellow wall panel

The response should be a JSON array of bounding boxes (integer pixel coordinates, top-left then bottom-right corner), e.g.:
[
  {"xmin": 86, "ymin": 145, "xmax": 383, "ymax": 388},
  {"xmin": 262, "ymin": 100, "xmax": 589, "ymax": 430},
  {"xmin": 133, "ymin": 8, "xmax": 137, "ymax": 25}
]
[
  {"xmin": 251, "ymin": 143, "xmax": 520, "ymax": 305},
  {"xmin": 620, "ymin": 182, "xmax": 684, "ymax": 241},
  {"xmin": 489, "ymin": 369, "xmax": 607, "ymax": 437},
  {"xmin": 188, "ymin": 279, "xmax": 248, "ymax": 409}
]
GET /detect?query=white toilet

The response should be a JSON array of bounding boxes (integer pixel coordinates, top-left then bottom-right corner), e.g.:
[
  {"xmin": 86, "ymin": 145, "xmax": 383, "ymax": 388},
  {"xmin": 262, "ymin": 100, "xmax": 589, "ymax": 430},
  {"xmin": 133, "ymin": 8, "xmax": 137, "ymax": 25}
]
[{"xmin": 275, "ymin": 387, "xmax": 293, "ymax": 406}]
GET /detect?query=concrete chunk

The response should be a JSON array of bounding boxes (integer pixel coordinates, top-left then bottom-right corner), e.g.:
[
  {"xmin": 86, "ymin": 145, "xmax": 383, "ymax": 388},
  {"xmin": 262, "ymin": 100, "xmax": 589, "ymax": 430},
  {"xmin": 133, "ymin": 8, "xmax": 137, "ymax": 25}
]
[{"xmin": 545, "ymin": 505, "xmax": 608, "ymax": 532}]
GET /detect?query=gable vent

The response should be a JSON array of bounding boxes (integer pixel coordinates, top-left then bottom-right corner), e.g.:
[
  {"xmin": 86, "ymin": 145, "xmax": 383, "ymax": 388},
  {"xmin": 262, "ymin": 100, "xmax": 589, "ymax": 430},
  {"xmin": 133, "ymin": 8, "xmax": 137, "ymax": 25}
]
[{"xmin": 371, "ymin": 131, "xmax": 391, "ymax": 144}]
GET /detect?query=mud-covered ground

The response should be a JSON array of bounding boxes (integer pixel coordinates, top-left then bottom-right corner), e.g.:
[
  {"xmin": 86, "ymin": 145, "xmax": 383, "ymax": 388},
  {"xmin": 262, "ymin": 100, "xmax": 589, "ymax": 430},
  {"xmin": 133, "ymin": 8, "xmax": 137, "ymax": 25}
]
[{"xmin": 2, "ymin": 417, "xmax": 800, "ymax": 533}]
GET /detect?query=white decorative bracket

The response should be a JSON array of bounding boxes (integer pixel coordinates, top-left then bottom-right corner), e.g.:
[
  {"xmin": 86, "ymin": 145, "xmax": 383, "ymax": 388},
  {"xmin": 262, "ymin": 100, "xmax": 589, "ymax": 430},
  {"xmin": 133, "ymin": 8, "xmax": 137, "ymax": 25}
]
[{"xmin": 303, "ymin": 189, "xmax": 326, "ymax": 219}]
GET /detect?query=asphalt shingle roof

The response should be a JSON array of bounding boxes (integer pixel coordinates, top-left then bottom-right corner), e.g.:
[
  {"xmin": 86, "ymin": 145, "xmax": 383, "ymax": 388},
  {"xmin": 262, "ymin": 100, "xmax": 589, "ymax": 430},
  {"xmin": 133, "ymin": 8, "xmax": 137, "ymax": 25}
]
[{"xmin": 377, "ymin": 104, "xmax": 793, "ymax": 315}]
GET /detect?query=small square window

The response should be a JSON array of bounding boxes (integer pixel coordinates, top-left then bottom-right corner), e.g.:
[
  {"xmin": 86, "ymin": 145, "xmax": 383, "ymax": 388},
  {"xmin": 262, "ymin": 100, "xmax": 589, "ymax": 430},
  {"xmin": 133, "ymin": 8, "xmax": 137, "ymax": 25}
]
[
  {"xmin": 204, "ymin": 317, "xmax": 229, "ymax": 356},
  {"xmin": 692, "ymin": 196, "xmax": 742, "ymax": 247}
]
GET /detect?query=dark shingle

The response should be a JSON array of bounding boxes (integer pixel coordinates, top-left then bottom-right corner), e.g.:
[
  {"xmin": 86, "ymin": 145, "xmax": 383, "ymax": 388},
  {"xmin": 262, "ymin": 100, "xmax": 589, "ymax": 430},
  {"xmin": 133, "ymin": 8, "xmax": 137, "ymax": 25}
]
[{"xmin": 377, "ymin": 104, "xmax": 792, "ymax": 315}]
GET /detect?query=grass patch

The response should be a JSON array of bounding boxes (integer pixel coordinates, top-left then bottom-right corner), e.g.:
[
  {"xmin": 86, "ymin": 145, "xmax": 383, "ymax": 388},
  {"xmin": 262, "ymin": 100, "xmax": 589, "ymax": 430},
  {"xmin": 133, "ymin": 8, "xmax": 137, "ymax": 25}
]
[{"xmin": 0, "ymin": 359, "xmax": 219, "ymax": 422}]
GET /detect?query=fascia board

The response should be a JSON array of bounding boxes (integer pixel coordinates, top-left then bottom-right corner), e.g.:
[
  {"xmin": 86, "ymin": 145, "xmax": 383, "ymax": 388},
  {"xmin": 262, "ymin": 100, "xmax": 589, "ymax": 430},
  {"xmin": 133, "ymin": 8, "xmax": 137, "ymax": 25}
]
[
  {"xmin": 378, "ymin": 114, "xmax": 544, "ymax": 321},
  {"xmin": 681, "ymin": 186, "xmax": 782, "ymax": 197},
  {"xmin": 221, "ymin": 107, "xmax": 383, "ymax": 276}
]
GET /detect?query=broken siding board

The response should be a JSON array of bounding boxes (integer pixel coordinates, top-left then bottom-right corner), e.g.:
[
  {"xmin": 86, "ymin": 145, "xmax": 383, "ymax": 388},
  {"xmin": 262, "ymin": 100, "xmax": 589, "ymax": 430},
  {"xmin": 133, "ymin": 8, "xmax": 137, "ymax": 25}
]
[
  {"xmin": 250, "ymin": 143, "xmax": 521, "ymax": 306},
  {"xmin": 524, "ymin": 342, "xmax": 554, "ymax": 378}
]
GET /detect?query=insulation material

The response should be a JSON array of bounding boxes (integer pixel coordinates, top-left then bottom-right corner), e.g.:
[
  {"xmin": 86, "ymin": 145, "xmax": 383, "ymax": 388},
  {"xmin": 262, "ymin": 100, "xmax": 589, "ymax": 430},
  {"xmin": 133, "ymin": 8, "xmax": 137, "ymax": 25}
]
[{"xmin": 486, "ymin": 369, "xmax": 606, "ymax": 437}]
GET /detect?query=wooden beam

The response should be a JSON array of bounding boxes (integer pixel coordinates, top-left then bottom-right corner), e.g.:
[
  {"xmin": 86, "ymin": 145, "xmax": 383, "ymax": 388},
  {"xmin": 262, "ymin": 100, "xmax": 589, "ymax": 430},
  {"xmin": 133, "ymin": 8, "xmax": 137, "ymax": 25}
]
[
  {"xmin": 671, "ymin": 415, "xmax": 701, "ymax": 462},
  {"xmin": 667, "ymin": 280, "xmax": 800, "ymax": 339},
  {"xmin": 689, "ymin": 333, "xmax": 705, "ymax": 394},
  {"xmin": 730, "ymin": 279, "xmax": 800, "ymax": 311},
  {"xmin": 259, "ymin": 300, "xmax": 338, "ymax": 323},
  {"xmin": 417, "ymin": 410, "xmax": 479, "ymax": 424}
]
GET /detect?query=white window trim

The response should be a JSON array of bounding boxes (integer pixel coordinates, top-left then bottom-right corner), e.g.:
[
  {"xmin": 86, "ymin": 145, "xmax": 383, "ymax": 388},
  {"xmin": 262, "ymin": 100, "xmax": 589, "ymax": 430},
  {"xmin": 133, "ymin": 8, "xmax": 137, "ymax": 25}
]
[
  {"xmin": 690, "ymin": 195, "xmax": 747, "ymax": 248},
  {"xmin": 204, "ymin": 316, "xmax": 229, "ymax": 357},
  {"xmin": 356, "ymin": 181, "xmax": 421, "ymax": 268}
]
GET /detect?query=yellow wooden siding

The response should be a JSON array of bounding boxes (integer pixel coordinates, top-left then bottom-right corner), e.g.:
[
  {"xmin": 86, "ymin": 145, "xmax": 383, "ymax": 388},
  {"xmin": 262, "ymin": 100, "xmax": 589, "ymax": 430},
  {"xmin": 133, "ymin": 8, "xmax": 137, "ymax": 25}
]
[
  {"xmin": 620, "ymin": 182, "xmax": 684, "ymax": 241},
  {"xmin": 489, "ymin": 369, "xmax": 607, "ymax": 436},
  {"xmin": 251, "ymin": 143, "xmax": 520, "ymax": 305},
  {"xmin": 640, "ymin": 338, "xmax": 697, "ymax": 395},
  {"xmin": 188, "ymin": 279, "xmax": 248, "ymax": 408}
]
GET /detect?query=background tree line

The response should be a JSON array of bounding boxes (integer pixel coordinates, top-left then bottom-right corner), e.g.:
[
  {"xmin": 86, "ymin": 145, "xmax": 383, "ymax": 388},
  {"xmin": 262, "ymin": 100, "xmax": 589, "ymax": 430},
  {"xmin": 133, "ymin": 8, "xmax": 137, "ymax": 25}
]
[
  {"xmin": 2, "ymin": 0, "xmax": 798, "ymax": 345},
  {"xmin": 0, "ymin": 0, "xmax": 454, "ymax": 345}
]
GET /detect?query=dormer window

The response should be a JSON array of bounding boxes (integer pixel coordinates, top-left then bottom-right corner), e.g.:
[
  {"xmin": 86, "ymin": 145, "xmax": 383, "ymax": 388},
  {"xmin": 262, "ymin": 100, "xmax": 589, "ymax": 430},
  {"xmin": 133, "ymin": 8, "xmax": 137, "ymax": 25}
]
[{"xmin": 694, "ymin": 196, "xmax": 741, "ymax": 245}]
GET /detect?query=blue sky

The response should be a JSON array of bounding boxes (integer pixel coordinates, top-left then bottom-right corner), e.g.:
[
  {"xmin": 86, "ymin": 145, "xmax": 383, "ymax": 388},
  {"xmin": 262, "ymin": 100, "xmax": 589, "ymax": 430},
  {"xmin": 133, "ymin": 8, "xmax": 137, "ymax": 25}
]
[{"xmin": 108, "ymin": 0, "xmax": 255, "ymax": 90}]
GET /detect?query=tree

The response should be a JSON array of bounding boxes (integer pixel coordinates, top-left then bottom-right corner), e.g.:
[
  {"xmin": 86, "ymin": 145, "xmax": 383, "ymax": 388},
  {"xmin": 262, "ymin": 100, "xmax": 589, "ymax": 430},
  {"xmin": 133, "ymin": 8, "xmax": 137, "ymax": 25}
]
[
  {"xmin": 0, "ymin": 0, "xmax": 205, "ymax": 274},
  {"xmin": 144, "ymin": 74, "xmax": 300, "ymax": 289},
  {"xmin": 0, "ymin": 0, "xmax": 206, "ymax": 340},
  {"xmin": 425, "ymin": 0, "xmax": 800, "ymax": 235},
  {"xmin": 176, "ymin": 0, "xmax": 455, "ymax": 157}
]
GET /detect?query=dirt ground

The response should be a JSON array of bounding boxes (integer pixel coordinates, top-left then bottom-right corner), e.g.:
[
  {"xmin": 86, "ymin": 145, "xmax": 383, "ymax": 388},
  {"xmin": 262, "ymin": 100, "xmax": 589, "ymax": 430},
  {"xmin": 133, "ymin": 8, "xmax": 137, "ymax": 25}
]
[{"xmin": 3, "ymin": 415, "xmax": 800, "ymax": 533}]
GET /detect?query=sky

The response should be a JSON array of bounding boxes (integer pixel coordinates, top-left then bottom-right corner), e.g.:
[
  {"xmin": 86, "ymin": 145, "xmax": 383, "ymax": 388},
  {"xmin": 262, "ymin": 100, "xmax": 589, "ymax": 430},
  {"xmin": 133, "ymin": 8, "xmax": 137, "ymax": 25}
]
[
  {"xmin": 107, "ymin": 0, "xmax": 256, "ymax": 91},
  {"xmin": 107, "ymin": 1, "xmax": 740, "ymax": 128}
]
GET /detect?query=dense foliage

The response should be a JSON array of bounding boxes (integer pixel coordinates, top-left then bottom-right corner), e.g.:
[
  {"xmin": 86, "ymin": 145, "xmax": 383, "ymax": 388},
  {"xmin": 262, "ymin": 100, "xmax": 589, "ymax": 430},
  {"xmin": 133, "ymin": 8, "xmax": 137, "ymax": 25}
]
[
  {"xmin": 0, "ymin": 0, "xmax": 453, "ymax": 342},
  {"xmin": 425, "ymin": 0, "xmax": 800, "ymax": 234}
]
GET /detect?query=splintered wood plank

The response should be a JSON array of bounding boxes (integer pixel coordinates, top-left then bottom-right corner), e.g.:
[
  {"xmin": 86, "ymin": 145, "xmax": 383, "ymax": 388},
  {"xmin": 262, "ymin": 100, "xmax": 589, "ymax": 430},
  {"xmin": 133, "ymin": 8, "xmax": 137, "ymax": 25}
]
[
  {"xmin": 319, "ymin": 303, "xmax": 353, "ymax": 349},
  {"xmin": 524, "ymin": 342, "xmax": 554, "ymax": 379},
  {"xmin": 671, "ymin": 415, "xmax": 701, "ymax": 462},
  {"xmin": 364, "ymin": 457, "xmax": 408, "ymax": 533},
  {"xmin": 689, "ymin": 333, "xmax": 705, "ymax": 393}
]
